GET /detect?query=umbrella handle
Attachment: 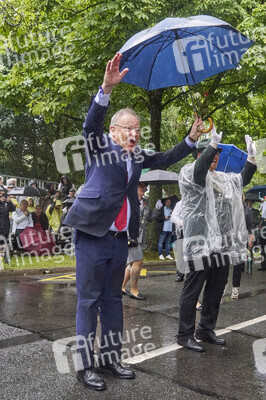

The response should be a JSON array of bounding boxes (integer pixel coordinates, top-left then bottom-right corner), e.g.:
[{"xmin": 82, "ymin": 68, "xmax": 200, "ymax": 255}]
[{"xmin": 194, "ymin": 113, "xmax": 213, "ymax": 133}]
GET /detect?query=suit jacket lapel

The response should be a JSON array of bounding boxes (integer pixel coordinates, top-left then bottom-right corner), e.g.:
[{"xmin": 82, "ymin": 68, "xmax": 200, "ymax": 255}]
[{"xmin": 109, "ymin": 138, "xmax": 127, "ymax": 178}]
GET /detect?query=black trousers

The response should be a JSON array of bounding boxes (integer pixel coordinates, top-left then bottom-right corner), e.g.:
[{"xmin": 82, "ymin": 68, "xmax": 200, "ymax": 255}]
[{"xmin": 177, "ymin": 253, "xmax": 229, "ymax": 340}]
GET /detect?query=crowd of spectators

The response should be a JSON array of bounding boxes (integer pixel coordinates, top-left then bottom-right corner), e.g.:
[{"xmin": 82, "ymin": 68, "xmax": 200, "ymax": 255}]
[{"xmin": 0, "ymin": 175, "xmax": 76, "ymax": 260}]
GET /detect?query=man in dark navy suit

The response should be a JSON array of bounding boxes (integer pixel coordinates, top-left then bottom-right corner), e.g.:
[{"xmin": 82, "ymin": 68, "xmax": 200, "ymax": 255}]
[{"xmin": 65, "ymin": 53, "xmax": 204, "ymax": 391}]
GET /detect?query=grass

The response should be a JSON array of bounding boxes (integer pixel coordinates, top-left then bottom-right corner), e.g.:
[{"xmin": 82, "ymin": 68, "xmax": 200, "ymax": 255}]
[
  {"xmin": 4, "ymin": 254, "xmax": 76, "ymax": 270},
  {"xmin": 2, "ymin": 250, "xmax": 175, "ymax": 271}
]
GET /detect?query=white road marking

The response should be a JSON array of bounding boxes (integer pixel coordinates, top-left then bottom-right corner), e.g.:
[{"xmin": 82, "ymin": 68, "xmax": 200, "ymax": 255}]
[{"xmin": 127, "ymin": 315, "xmax": 266, "ymax": 365}]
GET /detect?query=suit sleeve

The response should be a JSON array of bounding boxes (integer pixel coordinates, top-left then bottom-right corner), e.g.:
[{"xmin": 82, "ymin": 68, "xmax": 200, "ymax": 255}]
[
  {"xmin": 83, "ymin": 96, "xmax": 109, "ymax": 154},
  {"xmin": 142, "ymin": 139, "xmax": 194, "ymax": 169}
]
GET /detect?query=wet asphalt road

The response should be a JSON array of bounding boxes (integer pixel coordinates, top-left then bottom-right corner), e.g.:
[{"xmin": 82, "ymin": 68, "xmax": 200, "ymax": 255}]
[{"xmin": 0, "ymin": 263, "xmax": 266, "ymax": 400}]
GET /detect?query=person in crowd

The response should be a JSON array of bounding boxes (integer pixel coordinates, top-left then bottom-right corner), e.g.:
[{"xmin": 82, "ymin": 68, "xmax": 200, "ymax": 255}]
[
  {"xmin": 231, "ymin": 197, "xmax": 254, "ymax": 299},
  {"xmin": 6, "ymin": 178, "xmax": 17, "ymax": 188},
  {"xmin": 51, "ymin": 189, "xmax": 63, "ymax": 201},
  {"xmin": 245, "ymin": 199, "xmax": 260, "ymax": 243},
  {"xmin": 157, "ymin": 196, "xmax": 175, "ymax": 260},
  {"xmin": 12, "ymin": 200, "xmax": 33, "ymax": 238},
  {"xmin": 46, "ymin": 199, "xmax": 63, "ymax": 234},
  {"xmin": 38, "ymin": 190, "xmax": 53, "ymax": 212},
  {"xmin": 27, "ymin": 180, "xmax": 40, "ymax": 203},
  {"xmin": 7, "ymin": 184, "xmax": 19, "ymax": 207},
  {"xmin": 29, "ymin": 179, "xmax": 37, "ymax": 188},
  {"xmin": 58, "ymin": 176, "xmax": 75, "ymax": 199},
  {"xmin": 45, "ymin": 182, "xmax": 56, "ymax": 195},
  {"xmin": 0, "ymin": 175, "xmax": 4, "ymax": 187},
  {"xmin": 0, "ymin": 185, "xmax": 14, "ymax": 267},
  {"xmin": 63, "ymin": 52, "xmax": 204, "ymax": 391},
  {"xmin": 122, "ymin": 182, "xmax": 159, "ymax": 300},
  {"xmin": 65, "ymin": 188, "xmax": 76, "ymax": 199},
  {"xmin": 258, "ymin": 195, "xmax": 266, "ymax": 271},
  {"xmin": 32, "ymin": 205, "xmax": 49, "ymax": 231},
  {"xmin": 176, "ymin": 128, "xmax": 256, "ymax": 353},
  {"xmin": 171, "ymin": 199, "xmax": 185, "ymax": 282},
  {"xmin": 171, "ymin": 199, "xmax": 202, "ymax": 311},
  {"xmin": 26, "ymin": 197, "xmax": 35, "ymax": 213},
  {"xmin": 0, "ymin": 186, "xmax": 16, "ymax": 239}
]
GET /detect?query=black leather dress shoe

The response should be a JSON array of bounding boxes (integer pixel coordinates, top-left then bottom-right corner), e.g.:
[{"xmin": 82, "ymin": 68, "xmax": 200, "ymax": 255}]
[
  {"xmin": 175, "ymin": 274, "xmax": 184, "ymax": 282},
  {"xmin": 196, "ymin": 330, "xmax": 226, "ymax": 345},
  {"xmin": 177, "ymin": 337, "xmax": 205, "ymax": 352},
  {"xmin": 129, "ymin": 292, "xmax": 146, "ymax": 300},
  {"xmin": 76, "ymin": 368, "xmax": 106, "ymax": 391},
  {"xmin": 97, "ymin": 362, "xmax": 135, "ymax": 379}
]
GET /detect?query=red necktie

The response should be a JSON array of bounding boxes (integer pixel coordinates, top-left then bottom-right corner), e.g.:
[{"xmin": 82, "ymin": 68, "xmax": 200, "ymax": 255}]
[
  {"xmin": 115, "ymin": 172, "xmax": 128, "ymax": 231},
  {"xmin": 115, "ymin": 196, "xmax": 127, "ymax": 231}
]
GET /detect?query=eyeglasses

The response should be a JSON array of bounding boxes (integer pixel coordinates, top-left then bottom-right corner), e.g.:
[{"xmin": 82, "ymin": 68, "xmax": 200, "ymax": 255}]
[{"xmin": 114, "ymin": 124, "xmax": 141, "ymax": 135}]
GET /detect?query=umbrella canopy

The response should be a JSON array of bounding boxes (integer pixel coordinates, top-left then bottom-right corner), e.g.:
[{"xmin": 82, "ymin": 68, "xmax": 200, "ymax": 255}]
[
  {"xmin": 246, "ymin": 185, "xmax": 266, "ymax": 198},
  {"xmin": 119, "ymin": 15, "xmax": 254, "ymax": 90},
  {"xmin": 8, "ymin": 186, "xmax": 43, "ymax": 197},
  {"xmin": 244, "ymin": 192, "xmax": 260, "ymax": 202},
  {"xmin": 139, "ymin": 169, "xmax": 179, "ymax": 185},
  {"xmin": 216, "ymin": 144, "xmax": 247, "ymax": 173},
  {"xmin": 62, "ymin": 197, "xmax": 75, "ymax": 207}
]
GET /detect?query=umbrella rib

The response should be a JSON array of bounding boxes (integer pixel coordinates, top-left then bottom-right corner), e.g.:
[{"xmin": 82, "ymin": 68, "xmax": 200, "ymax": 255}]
[
  {"xmin": 146, "ymin": 31, "xmax": 174, "ymax": 90},
  {"xmin": 173, "ymin": 31, "xmax": 197, "ymax": 104},
  {"xmin": 127, "ymin": 33, "xmax": 174, "ymax": 61}
]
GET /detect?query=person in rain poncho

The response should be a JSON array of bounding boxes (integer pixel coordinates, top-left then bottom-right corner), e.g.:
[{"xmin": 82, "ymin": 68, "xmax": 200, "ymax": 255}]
[
  {"xmin": 46, "ymin": 199, "xmax": 63, "ymax": 234},
  {"xmin": 176, "ymin": 127, "xmax": 257, "ymax": 353}
]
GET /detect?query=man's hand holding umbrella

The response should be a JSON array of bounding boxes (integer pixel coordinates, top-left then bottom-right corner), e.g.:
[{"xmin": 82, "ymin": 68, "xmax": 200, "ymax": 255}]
[{"xmin": 189, "ymin": 117, "xmax": 205, "ymax": 143}]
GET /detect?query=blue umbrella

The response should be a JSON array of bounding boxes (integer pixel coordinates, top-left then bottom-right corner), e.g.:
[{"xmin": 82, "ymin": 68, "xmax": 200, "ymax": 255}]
[
  {"xmin": 119, "ymin": 15, "xmax": 254, "ymax": 91},
  {"xmin": 216, "ymin": 144, "xmax": 247, "ymax": 173}
]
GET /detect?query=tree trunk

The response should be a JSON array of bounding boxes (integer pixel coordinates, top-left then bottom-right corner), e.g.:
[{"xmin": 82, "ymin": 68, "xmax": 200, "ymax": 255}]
[{"xmin": 146, "ymin": 89, "xmax": 164, "ymax": 252}]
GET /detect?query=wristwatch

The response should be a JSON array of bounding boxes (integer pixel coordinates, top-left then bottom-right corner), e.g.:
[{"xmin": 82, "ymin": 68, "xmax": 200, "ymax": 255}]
[{"xmin": 188, "ymin": 135, "xmax": 196, "ymax": 143}]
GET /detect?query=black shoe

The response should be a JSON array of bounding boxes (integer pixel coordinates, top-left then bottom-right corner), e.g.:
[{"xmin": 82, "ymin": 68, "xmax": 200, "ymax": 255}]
[
  {"xmin": 177, "ymin": 337, "xmax": 205, "ymax": 352},
  {"xmin": 196, "ymin": 330, "xmax": 226, "ymax": 345},
  {"xmin": 76, "ymin": 369, "xmax": 106, "ymax": 391},
  {"xmin": 96, "ymin": 361, "xmax": 135, "ymax": 379},
  {"xmin": 175, "ymin": 274, "xmax": 184, "ymax": 282},
  {"xmin": 122, "ymin": 289, "xmax": 130, "ymax": 296},
  {"xmin": 257, "ymin": 268, "xmax": 266, "ymax": 271},
  {"xmin": 129, "ymin": 292, "xmax": 146, "ymax": 300}
]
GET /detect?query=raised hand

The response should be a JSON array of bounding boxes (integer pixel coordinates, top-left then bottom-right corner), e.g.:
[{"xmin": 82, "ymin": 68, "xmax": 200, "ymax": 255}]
[
  {"xmin": 210, "ymin": 124, "xmax": 223, "ymax": 146},
  {"xmin": 245, "ymin": 134, "xmax": 256, "ymax": 158},
  {"xmin": 102, "ymin": 53, "xmax": 129, "ymax": 94},
  {"xmin": 155, "ymin": 199, "xmax": 163, "ymax": 209}
]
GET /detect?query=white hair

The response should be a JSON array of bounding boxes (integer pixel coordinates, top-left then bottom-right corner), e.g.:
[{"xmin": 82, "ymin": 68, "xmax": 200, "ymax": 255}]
[{"xmin": 110, "ymin": 108, "xmax": 140, "ymax": 127}]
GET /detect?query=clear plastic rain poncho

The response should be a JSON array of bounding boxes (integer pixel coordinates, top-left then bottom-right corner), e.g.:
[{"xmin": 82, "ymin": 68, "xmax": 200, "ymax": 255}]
[{"xmin": 179, "ymin": 162, "xmax": 248, "ymax": 263}]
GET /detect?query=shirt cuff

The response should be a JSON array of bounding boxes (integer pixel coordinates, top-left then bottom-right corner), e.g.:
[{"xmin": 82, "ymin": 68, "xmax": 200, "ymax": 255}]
[
  {"xmin": 95, "ymin": 89, "xmax": 111, "ymax": 107},
  {"xmin": 185, "ymin": 136, "xmax": 197, "ymax": 148}
]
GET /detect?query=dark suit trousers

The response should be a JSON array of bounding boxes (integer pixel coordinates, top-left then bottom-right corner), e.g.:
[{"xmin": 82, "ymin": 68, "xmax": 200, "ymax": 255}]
[
  {"xmin": 177, "ymin": 253, "xmax": 229, "ymax": 340},
  {"xmin": 75, "ymin": 230, "xmax": 128, "ymax": 368}
]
